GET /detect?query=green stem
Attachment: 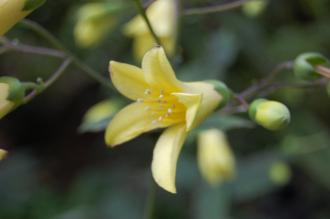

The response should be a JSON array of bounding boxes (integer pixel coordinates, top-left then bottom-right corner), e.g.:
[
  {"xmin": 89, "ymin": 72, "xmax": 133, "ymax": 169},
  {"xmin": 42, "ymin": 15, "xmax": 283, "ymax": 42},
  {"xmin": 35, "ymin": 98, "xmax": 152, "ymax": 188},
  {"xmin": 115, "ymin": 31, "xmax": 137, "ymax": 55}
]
[
  {"xmin": 23, "ymin": 58, "xmax": 72, "ymax": 104},
  {"xmin": 143, "ymin": 179, "xmax": 156, "ymax": 219},
  {"xmin": 183, "ymin": 0, "xmax": 251, "ymax": 16},
  {"xmin": 132, "ymin": 0, "xmax": 162, "ymax": 46},
  {"xmin": 19, "ymin": 19, "xmax": 113, "ymax": 90},
  {"xmin": 22, "ymin": 82, "xmax": 40, "ymax": 90}
]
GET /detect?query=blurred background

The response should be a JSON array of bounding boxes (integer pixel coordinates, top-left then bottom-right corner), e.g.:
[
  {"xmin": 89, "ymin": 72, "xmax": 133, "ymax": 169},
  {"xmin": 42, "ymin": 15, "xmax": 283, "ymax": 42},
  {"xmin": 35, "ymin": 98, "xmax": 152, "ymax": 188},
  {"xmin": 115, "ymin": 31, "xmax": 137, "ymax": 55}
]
[{"xmin": 1, "ymin": 0, "xmax": 330, "ymax": 218}]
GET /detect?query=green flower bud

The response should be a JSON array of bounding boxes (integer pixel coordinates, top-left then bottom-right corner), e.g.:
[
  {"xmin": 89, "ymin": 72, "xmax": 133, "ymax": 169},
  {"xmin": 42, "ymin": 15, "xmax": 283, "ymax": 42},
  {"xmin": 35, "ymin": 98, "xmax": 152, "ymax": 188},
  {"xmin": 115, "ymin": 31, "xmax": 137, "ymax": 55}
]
[
  {"xmin": 206, "ymin": 80, "xmax": 232, "ymax": 109},
  {"xmin": 0, "ymin": 77, "xmax": 25, "ymax": 103},
  {"xmin": 0, "ymin": 77, "xmax": 25, "ymax": 119},
  {"xmin": 269, "ymin": 161, "xmax": 291, "ymax": 186},
  {"xmin": 293, "ymin": 52, "xmax": 329, "ymax": 80},
  {"xmin": 249, "ymin": 99, "xmax": 290, "ymax": 130}
]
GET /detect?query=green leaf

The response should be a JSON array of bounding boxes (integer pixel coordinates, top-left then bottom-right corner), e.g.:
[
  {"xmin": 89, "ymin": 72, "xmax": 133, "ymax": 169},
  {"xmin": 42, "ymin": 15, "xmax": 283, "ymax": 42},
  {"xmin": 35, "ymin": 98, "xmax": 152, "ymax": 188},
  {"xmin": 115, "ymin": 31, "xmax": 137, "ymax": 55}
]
[{"xmin": 23, "ymin": 0, "xmax": 46, "ymax": 11}]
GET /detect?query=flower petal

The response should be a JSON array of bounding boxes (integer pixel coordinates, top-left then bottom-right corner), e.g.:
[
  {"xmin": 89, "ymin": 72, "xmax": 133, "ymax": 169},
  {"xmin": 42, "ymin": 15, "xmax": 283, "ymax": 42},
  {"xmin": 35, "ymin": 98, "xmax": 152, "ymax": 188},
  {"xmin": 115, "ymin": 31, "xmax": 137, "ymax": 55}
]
[
  {"xmin": 151, "ymin": 124, "xmax": 187, "ymax": 193},
  {"xmin": 172, "ymin": 93, "xmax": 202, "ymax": 131},
  {"xmin": 105, "ymin": 102, "xmax": 167, "ymax": 146},
  {"xmin": 109, "ymin": 61, "xmax": 149, "ymax": 100},
  {"xmin": 142, "ymin": 47, "xmax": 183, "ymax": 92}
]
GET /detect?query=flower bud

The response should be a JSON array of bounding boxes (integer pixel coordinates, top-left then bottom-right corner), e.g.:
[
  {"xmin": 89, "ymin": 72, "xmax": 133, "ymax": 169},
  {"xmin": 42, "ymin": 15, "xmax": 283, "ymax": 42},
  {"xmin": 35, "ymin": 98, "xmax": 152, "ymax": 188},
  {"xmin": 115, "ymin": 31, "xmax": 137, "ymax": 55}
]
[
  {"xmin": 243, "ymin": 0, "xmax": 268, "ymax": 17},
  {"xmin": 206, "ymin": 80, "xmax": 232, "ymax": 109},
  {"xmin": 197, "ymin": 129, "xmax": 235, "ymax": 185},
  {"xmin": 0, "ymin": 0, "xmax": 45, "ymax": 35},
  {"xmin": 0, "ymin": 77, "xmax": 25, "ymax": 119},
  {"xmin": 0, "ymin": 149, "xmax": 7, "ymax": 160},
  {"xmin": 249, "ymin": 99, "xmax": 290, "ymax": 130},
  {"xmin": 269, "ymin": 161, "xmax": 291, "ymax": 186},
  {"xmin": 293, "ymin": 52, "xmax": 329, "ymax": 80},
  {"xmin": 83, "ymin": 99, "xmax": 119, "ymax": 124},
  {"xmin": 74, "ymin": 3, "xmax": 122, "ymax": 47}
]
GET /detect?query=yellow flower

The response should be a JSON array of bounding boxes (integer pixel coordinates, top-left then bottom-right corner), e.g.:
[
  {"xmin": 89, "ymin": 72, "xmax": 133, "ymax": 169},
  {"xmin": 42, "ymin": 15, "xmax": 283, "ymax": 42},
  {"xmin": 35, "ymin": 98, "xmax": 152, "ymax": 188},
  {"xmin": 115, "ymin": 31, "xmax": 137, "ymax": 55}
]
[
  {"xmin": 197, "ymin": 129, "xmax": 235, "ymax": 185},
  {"xmin": 124, "ymin": 0, "xmax": 177, "ymax": 60},
  {"xmin": 0, "ymin": 82, "xmax": 15, "ymax": 119},
  {"xmin": 106, "ymin": 47, "xmax": 223, "ymax": 193},
  {"xmin": 74, "ymin": 3, "xmax": 116, "ymax": 48},
  {"xmin": 0, "ymin": 149, "xmax": 7, "ymax": 160},
  {"xmin": 0, "ymin": 0, "xmax": 45, "ymax": 36}
]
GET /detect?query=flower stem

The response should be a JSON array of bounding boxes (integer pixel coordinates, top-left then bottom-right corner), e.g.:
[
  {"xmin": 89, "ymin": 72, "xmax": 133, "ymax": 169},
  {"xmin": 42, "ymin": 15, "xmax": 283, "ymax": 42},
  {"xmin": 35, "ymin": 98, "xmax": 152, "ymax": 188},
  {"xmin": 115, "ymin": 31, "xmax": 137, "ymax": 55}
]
[
  {"xmin": 183, "ymin": 0, "xmax": 251, "ymax": 16},
  {"xmin": 19, "ymin": 19, "xmax": 113, "ymax": 90},
  {"xmin": 143, "ymin": 179, "xmax": 156, "ymax": 219},
  {"xmin": 132, "ymin": 0, "xmax": 162, "ymax": 46},
  {"xmin": 23, "ymin": 58, "xmax": 72, "ymax": 104}
]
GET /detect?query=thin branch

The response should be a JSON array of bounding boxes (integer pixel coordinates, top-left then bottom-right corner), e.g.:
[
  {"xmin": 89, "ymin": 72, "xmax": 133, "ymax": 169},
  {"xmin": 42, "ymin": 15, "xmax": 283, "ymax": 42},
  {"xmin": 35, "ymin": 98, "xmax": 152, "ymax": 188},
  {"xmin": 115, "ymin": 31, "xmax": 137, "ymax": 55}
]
[
  {"xmin": 23, "ymin": 58, "xmax": 72, "ymax": 103},
  {"xmin": 0, "ymin": 36, "xmax": 66, "ymax": 58},
  {"xmin": 132, "ymin": 0, "xmax": 162, "ymax": 46},
  {"xmin": 239, "ymin": 61, "xmax": 293, "ymax": 99},
  {"xmin": 316, "ymin": 65, "xmax": 330, "ymax": 78},
  {"xmin": 19, "ymin": 19, "xmax": 113, "ymax": 89},
  {"xmin": 183, "ymin": 0, "xmax": 251, "ymax": 16}
]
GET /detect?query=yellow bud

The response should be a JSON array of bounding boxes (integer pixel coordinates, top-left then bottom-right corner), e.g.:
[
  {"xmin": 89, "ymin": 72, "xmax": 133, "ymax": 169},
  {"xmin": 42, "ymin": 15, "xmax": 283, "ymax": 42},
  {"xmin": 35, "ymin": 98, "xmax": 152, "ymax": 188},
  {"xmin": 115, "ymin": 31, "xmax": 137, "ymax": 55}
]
[
  {"xmin": 83, "ymin": 100, "xmax": 118, "ymax": 124},
  {"xmin": 0, "ymin": 149, "xmax": 7, "ymax": 160},
  {"xmin": 249, "ymin": 99, "xmax": 290, "ymax": 130},
  {"xmin": 197, "ymin": 129, "xmax": 235, "ymax": 185},
  {"xmin": 243, "ymin": 0, "xmax": 268, "ymax": 17},
  {"xmin": 74, "ymin": 3, "xmax": 117, "ymax": 48},
  {"xmin": 0, "ymin": 0, "xmax": 45, "ymax": 35},
  {"xmin": 269, "ymin": 161, "xmax": 292, "ymax": 185}
]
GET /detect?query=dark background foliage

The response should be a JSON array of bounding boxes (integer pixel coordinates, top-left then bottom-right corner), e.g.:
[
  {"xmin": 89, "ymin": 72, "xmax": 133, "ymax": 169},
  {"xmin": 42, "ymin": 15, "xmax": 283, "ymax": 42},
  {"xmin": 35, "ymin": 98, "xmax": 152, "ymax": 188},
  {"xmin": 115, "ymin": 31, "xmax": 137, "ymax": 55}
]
[{"xmin": 0, "ymin": 0, "xmax": 330, "ymax": 218}]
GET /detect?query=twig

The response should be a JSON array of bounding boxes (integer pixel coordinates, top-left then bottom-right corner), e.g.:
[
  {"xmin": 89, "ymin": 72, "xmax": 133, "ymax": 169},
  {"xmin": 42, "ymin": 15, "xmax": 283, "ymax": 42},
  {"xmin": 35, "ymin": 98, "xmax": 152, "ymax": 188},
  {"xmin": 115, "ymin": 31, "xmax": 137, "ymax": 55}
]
[
  {"xmin": 19, "ymin": 19, "xmax": 113, "ymax": 89},
  {"xmin": 316, "ymin": 65, "xmax": 330, "ymax": 78},
  {"xmin": 183, "ymin": 0, "xmax": 251, "ymax": 16},
  {"xmin": 258, "ymin": 78, "xmax": 328, "ymax": 97},
  {"xmin": 0, "ymin": 36, "xmax": 66, "ymax": 58},
  {"xmin": 132, "ymin": 0, "xmax": 162, "ymax": 46},
  {"xmin": 239, "ymin": 61, "xmax": 293, "ymax": 99},
  {"xmin": 23, "ymin": 58, "xmax": 72, "ymax": 103}
]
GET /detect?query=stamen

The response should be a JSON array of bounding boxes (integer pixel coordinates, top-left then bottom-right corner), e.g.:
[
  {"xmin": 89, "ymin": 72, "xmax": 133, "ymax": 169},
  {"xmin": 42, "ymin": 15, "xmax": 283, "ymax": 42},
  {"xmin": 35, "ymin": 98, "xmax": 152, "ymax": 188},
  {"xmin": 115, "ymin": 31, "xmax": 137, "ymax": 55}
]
[
  {"xmin": 137, "ymin": 98, "xmax": 144, "ymax": 103},
  {"xmin": 158, "ymin": 116, "xmax": 163, "ymax": 121},
  {"xmin": 159, "ymin": 94, "xmax": 164, "ymax": 99},
  {"xmin": 144, "ymin": 89, "xmax": 151, "ymax": 95},
  {"xmin": 167, "ymin": 108, "xmax": 173, "ymax": 114}
]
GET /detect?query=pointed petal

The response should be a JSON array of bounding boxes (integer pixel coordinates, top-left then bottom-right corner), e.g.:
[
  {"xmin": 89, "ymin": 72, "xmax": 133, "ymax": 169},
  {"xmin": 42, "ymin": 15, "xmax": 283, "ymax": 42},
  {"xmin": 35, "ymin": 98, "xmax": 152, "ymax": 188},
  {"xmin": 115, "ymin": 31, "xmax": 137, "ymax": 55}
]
[
  {"xmin": 142, "ymin": 47, "xmax": 183, "ymax": 91},
  {"xmin": 151, "ymin": 124, "xmax": 187, "ymax": 193},
  {"xmin": 105, "ymin": 102, "xmax": 167, "ymax": 146},
  {"xmin": 172, "ymin": 93, "xmax": 202, "ymax": 131},
  {"xmin": 109, "ymin": 61, "xmax": 149, "ymax": 100}
]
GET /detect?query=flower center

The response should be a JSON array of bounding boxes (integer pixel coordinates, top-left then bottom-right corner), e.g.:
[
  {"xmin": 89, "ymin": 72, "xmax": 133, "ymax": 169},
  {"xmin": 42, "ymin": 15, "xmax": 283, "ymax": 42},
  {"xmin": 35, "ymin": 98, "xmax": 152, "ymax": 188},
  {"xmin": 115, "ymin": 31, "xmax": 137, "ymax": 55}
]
[{"xmin": 136, "ymin": 89, "xmax": 186, "ymax": 126}]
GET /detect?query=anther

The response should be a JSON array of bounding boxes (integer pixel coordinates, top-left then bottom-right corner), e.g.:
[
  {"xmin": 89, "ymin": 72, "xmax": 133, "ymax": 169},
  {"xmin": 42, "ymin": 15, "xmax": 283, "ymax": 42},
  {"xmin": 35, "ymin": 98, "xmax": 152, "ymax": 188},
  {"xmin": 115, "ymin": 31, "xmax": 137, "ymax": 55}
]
[
  {"xmin": 158, "ymin": 116, "xmax": 163, "ymax": 121},
  {"xmin": 159, "ymin": 94, "xmax": 164, "ymax": 99},
  {"xmin": 167, "ymin": 108, "xmax": 173, "ymax": 114},
  {"xmin": 144, "ymin": 89, "xmax": 151, "ymax": 95},
  {"xmin": 137, "ymin": 98, "xmax": 144, "ymax": 103}
]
